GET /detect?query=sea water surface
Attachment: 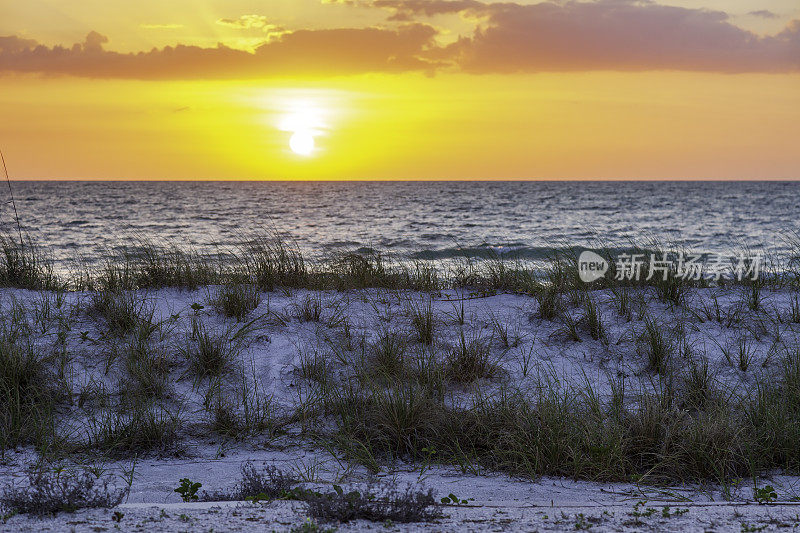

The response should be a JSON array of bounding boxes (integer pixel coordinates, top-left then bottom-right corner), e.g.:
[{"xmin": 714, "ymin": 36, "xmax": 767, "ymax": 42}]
[{"xmin": 2, "ymin": 181, "xmax": 799, "ymax": 270}]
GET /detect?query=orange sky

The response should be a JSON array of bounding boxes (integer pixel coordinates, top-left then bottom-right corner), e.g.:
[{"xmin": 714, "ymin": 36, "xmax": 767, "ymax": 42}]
[{"xmin": 1, "ymin": 0, "xmax": 799, "ymax": 179}]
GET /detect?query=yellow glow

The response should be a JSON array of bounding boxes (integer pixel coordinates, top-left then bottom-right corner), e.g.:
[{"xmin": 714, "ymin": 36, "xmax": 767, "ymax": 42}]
[
  {"xmin": 278, "ymin": 101, "xmax": 325, "ymax": 134},
  {"xmin": 277, "ymin": 98, "xmax": 327, "ymax": 157},
  {"xmin": 289, "ymin": 131, "xmax": 315, "ymax": 156},
  {"xmin": 1, "ymin": 73, "xmax": 798, "ymax": 179}
]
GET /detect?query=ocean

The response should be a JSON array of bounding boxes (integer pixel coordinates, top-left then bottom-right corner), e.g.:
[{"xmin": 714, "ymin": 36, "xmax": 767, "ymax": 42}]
[{"xmin": 3, "ymin": 180, "xmax": 799, "ymax": 271}]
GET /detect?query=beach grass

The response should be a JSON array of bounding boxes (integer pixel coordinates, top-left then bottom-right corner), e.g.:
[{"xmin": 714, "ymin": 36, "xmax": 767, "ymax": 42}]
[{"xmin": 0, "ymin": 229, "xmax": 799, "ymax": 491}]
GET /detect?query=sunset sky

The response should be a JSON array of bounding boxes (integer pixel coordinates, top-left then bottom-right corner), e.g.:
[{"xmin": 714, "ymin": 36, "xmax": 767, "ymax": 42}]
[{"xmin": 1, "ymin": 0, "xmax": 798, "ymax": 180}]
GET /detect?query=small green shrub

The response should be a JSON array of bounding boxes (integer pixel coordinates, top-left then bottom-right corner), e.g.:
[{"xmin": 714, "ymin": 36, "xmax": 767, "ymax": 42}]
[
  {"xmin": 307, "ymin": 484, "xmax": 441, "ymax": 523},
  {"xmin": 200, "ymin": 462, "xmax": 298, "ymax": 502},
  {"xmin": 0, "ymin": 468, "xmax": 125, "ymax": 516},
  {"xmin": 753, "ymin": 485, "xmax": 777, "ymax": 504},
  {"xmin": 175, "ymin": 478, "xmax": 201, "ymax": 502}
]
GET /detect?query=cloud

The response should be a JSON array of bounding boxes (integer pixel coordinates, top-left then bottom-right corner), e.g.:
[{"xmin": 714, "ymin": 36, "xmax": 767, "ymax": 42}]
[
  {"xmin": 748, "ymin": 10, "xmax": 780, "ymax": 19},
  {"xmin": 216, "ymin": 15, "xmax": 273, "ymax": 30},
  {"xmin": 438, "ymin": 0, "xmax": 800, "ymax": 73},
  {"xmin": 140, "ymin": 23, "xmax": 185, "ymax": 30},
  {"xmin": 0, "ymin": 24, "xmax": 441, "ymax": 79},
  {"xmin": 1, "ymin": 1, "xmax": 798, "ymax": 78},
  {"xmin": 372, "ymin": 0, "xmax": 486, "ymax": 21},
  {"xmin": 0, "ymin": 35, "xmax": 38, "ymax": 53}
]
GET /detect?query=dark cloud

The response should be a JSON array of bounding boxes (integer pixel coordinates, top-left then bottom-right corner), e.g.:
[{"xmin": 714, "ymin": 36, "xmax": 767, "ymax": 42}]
[
  {"xmin": 0, "ymin": 24, "xmax": 440, "ymax": 78},
  {"xmin": 440, "ymin": 1, "xmax": 800, "ymax": 73},
  {"xmin": 0, "ymin": 35, "xmax": 38, "ymax": 53},
  {"xmin": 372, "ymin": 0, "xmax": 486, "ymax": 21},
  {"xmin": 749, "ymin": 10, "xmax": 780, "ymax": 19},
  {"xmin": 1, "ymin": 1, "xmax": 798, "ymax": 78}
]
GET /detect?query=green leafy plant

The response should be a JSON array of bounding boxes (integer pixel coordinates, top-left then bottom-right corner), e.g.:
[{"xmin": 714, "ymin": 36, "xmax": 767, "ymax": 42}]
[
  {"xmin": 753, "ymin": 485, "xmax": 777, "ymax": 504},
  {"xmin": 174, "ymin": 478, "xmax": 201, "ymax": 502},
  {"xmin": 661, "ymin": 506, "xmax": 688, "ymax": 518},
  {"xmin": 629, "ymin": 501, "xmax": 656, "ymax": 518},
  {"xmin": 290, "ymin": 518, "xmax": 336, "ymax": 533},
  {"xmin": 440, "ymin": 493, "xmax": 469, "ymax": 505},
  {"xmin": 417, "ymin": 445, "xmax": 437, "ymax": 481}
]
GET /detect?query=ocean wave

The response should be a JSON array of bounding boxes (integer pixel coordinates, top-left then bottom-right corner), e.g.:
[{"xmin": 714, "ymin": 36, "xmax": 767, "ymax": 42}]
[{"xmin": 409, "ymin": 245, "xmax": 579, "ymax": 260}]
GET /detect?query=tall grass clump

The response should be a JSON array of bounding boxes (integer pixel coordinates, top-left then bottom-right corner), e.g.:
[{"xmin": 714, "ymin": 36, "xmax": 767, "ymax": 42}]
[
  {"xmin": 184, "ymin": 320, "xmax": 241, "ymax": 379},
  {"xmin": 743, "ymin": 283, "xmax": 762, "ymax": 312},
  {"xmin": 402, "ymin": 262, "xmax": 439, "ymax": 292},
  {"xmin": 581, "ymin": 297, "xmax": 606, "ymax": 341},
  {"xmin": 291, "ymin": 293, "xmax": 324, "ymax": 322},
  {"xmin": 296, "ymin": 347, "xmax": 332, "ymax": 386},
  {"xmin": 681, "ymin": 359, "xmax": 716, "ymax": 411},
  {"xmin": 652, "ymin": 268, "xmax": 690, "ymax": 307},
  {"xmin": 746, "ymin": 349, "xmax": 800, "ymax": 472},
  {"xmin": 0, "ymin": 336, "xmax": 55, "ymax": 450},
  {"xmin": 0, "ymin": 233, "xmax": 59, "ymax": 290},
  {"xmin": 90, "ymin": 290, "xmax": 149, "ymax": 336},
  {"xmin": 489, "ymin": 313, "xmax": 521, "ymax": 349},
  {"xmin": 208, "ymin": 393, "xmax": 274, "ymax": 440},
  {"xmin": 319, "ymin": 362, "xmax": 799, "ymax": 484},
  {"xmin": 445, "ymin": 331, "xmax": 498, "ymax": 383},
  {"xmin": 409, "ymin": 348, "xmax": 446, "ymax": 399},
  {"xmin": 87, "ymin": 402, "xmax": 181, "ymax": 457},
  {"xmin": 367, "ymin": 330, "xmax": 408, "ymax": 379},
  {"xmin": 543, "ymin": 252, "xmax": 583, "ymax": 292},
  {"xmin": 331, "ymin": 251, "xmax": 394, "ymax": 289},
  {"xmin": 555, "ymin": 313, "xmax": 581, "ymax": 342},
  {"xmin": 328, "ymin": 383, "xmax": 437, "ymax": 460},
  {"xmin": 637, "ymin": 316, "xmax": 674, "ymax": 374},
  {"xmin": 610, "ymin": 287, "xmax": 633, "ymax": 320},
  {"xmin": 408, "ymin": 300, "xmax": 435, "ymax": 345},
  {"xmin": 532, "ymin": 287, "xmax": 561, "ymax": 321},
  {"xmin": 210, "ymin": 283, "xmax": 261, "ymax": 321},
  {"xmin": 789, "ymin": 295, "xmax": 800, "ymax": 323},
  {"xmin": 206, "ymin": 367, "xmax": 277, "ymax": 439},
  {"xmin": 120, "ymin": 324, "xmax": 171, "ymax": 400},
  {"xmin": 239, "ymin": 235, "xmax": 307, "ymax": 290},
  {"xmin": 95, "ymin": 240, "xmax": 218, "ymax": 291},
  {"xmin": 482, "ymin": 255, "xmax": 538, "ymax": 293}
]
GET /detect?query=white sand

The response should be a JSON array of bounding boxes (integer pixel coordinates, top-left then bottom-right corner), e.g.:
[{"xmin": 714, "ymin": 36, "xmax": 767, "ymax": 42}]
[{"xmin": 1, "ymin": 285, "xmax": 799, "ymax": 531}]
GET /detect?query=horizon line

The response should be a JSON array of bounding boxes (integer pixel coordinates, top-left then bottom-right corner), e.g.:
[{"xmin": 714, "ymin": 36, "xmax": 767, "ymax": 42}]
[{"xmin": 6, "ymin": 177, "xmax": 800, "ymax": 182}]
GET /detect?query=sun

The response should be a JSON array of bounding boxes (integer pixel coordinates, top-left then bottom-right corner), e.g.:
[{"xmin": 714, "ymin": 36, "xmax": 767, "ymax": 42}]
[
  {"xmin": 275, "ymin": 97, "xmax": 327, "ymax": 158},
  {"xmin": 289, "ymin": 130, "xmax": 315, "ymax": 156}
]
